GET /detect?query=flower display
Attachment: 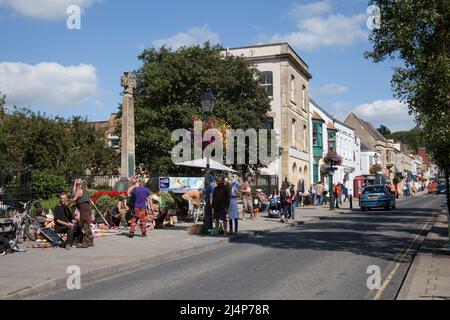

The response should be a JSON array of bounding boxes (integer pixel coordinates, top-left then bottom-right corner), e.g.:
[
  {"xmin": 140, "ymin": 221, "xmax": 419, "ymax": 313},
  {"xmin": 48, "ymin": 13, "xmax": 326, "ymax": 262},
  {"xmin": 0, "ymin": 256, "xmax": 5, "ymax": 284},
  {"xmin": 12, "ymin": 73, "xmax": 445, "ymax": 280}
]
[{"xmin": 323, "ymin": 151, "xmax": 343, "ymax": 166}]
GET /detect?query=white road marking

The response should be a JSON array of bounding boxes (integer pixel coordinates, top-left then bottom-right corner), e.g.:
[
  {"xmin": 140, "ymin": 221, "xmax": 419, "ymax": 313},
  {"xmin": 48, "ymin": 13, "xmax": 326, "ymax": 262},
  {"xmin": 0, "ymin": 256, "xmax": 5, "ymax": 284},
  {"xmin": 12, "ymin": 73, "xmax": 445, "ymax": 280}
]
[{"xmin": 373, "ymin": 214, "xmax": 436, "ymax": 300}]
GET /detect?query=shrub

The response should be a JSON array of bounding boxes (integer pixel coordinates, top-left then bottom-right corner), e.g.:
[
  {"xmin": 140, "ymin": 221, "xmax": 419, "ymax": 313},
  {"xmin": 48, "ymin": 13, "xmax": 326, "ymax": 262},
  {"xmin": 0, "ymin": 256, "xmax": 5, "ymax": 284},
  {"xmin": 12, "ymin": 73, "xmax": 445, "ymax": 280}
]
[
  {"xmin": 30, "ymin": 171, "xmax": 67, "ymax": 200},
  {"xmin": 96, "ymin": 195, "xmax": 113, "ymax": 211},
  {"xmin": 160, "ymin": 192, "xmax": 175, "ymax": 209}
]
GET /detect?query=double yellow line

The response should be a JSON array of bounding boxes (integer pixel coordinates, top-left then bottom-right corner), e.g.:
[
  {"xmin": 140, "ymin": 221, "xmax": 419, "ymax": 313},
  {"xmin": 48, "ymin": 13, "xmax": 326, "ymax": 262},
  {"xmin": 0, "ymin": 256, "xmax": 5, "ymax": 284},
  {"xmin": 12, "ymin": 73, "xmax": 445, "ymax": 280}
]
[{"xmin": 372, "ymin": 213, "xmax": 437, "ymax": 300}]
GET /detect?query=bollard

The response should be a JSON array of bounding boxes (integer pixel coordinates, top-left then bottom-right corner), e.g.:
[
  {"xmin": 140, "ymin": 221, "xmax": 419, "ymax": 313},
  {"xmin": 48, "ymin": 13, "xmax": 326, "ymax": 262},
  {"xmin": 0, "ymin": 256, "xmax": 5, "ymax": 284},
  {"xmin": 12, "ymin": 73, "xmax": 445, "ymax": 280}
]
[{"xmin": 350, "ymin": 195, "xmax": 353, "ymax": 210}]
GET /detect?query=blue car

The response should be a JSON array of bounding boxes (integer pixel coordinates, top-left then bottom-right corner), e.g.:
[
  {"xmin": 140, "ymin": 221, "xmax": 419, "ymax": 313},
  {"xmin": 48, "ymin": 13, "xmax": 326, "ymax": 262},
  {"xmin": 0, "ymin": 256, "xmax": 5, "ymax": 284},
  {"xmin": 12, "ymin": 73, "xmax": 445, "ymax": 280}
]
[{"xmin": 360, "ymin": 185, "xmax": 396, "ymax": 211}]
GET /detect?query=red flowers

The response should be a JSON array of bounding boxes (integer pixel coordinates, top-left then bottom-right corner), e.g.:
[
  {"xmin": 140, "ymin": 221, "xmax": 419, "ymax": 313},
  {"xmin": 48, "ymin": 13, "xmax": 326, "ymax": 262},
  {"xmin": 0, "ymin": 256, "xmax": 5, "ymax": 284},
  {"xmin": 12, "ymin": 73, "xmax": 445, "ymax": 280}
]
[{"xmin": 91, "ymin": 191, "xmax": 127, "ymax": 203}]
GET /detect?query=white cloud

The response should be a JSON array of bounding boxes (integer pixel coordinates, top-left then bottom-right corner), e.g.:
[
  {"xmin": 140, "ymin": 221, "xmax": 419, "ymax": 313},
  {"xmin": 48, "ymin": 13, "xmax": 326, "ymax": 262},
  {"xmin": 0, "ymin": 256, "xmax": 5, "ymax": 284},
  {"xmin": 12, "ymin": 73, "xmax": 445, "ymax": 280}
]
[
  {"xmin": 265, "ymin": 1, "xmax": 368, "ymax": 51},
  {"xmin": 288, "ymin": 0, "xmax": 332, "ymax": 19},
  {"xmin": 270, "ymin": 13, "xmax": 368, "ymax": 51},
  {"xmin": 339, "ymin": 99, "xmax": 415, "ymax": 131},
  {"xmin": 0, "ymin": 0, "xmax": 101, "ymax": 20},
  {"xmin": 152, "ymin": 25, "xmax": 220, "ymax": 49},
  {"xmin": 0, "ymin": 61, "xmax": 98, "ymax": 108},
  {"xmin": 319, "ymin": 83, "xmax": 348, "ymax": 95}
]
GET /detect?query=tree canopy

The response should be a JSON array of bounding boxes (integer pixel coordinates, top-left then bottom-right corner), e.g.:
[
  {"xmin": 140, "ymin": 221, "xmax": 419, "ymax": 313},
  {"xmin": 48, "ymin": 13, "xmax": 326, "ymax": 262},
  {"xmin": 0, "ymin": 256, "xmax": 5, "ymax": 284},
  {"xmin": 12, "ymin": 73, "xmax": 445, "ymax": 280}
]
[
  {"xmin": 0, "ymin": 98, "xmax": 119, "ymax": 178},
  {"xmin": 377, "ymin": 125, "xmax": 392, "ymax": 138},
  {"xmin": 131, "ymin": 43, "xmax": 273, "ymax": 176},
  {"xmin": 366, "ymin": 0, "xmax": 450, "ymax": 210}
]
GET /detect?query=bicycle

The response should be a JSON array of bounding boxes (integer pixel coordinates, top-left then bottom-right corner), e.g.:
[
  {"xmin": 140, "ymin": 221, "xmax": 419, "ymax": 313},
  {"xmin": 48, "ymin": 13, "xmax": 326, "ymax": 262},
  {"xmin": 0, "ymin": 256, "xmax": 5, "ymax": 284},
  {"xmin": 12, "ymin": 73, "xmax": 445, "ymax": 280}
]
[{"xmin": 11, "ymin": 201, "xmax": 40, "ymax": 243}]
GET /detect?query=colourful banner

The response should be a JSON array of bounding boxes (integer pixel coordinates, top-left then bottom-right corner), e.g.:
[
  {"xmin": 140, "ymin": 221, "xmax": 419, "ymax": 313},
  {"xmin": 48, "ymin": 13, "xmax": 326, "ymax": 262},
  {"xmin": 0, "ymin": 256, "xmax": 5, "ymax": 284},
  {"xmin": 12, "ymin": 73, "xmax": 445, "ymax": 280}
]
[{"xmin": 159, "ymin": 177, "xmax": 205, "ymax": 193}]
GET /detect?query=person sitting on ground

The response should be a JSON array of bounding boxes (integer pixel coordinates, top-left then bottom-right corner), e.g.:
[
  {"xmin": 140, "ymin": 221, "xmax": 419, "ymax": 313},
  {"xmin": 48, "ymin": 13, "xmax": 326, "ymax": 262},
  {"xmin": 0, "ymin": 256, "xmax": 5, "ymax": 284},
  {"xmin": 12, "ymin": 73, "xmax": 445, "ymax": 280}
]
[
  {"xmin": 53, "ymin": 193, "xmax": 77, "ymax": 250},
  {"xmin": 113, "ymin": 195, "xmax": 129, "ymax": 228}
]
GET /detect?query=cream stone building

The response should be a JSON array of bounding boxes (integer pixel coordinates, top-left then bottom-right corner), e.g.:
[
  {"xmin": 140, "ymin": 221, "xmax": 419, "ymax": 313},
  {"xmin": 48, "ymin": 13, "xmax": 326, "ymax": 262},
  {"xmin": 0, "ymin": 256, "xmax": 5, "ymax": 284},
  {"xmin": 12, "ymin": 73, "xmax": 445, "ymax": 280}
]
[{"xmin": 227, "ymin": 43, "xmax": 312, "ymax": 189}]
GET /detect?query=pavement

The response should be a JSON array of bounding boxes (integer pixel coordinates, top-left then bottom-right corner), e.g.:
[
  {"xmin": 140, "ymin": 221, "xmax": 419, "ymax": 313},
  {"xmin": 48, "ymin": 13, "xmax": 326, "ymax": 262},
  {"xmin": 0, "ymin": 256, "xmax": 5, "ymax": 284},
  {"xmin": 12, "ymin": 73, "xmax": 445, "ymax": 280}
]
[
  {"xmin": 30, "ymin": 192, "xmax": 444, "ymax": 300},
  {"xmin": 397, "ymin": 207, "xmax": 450, "ymax": 300}
]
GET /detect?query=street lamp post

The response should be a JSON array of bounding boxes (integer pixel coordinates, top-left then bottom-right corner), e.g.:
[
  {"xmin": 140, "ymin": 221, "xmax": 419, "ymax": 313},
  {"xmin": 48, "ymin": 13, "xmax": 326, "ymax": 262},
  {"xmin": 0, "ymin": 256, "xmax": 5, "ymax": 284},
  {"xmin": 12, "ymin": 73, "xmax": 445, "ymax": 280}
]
[
  {"xmin": 200, "ymin": 88, "xmax": 217, "ymax": 231},
  {"xmin": 328, "ymin": 137, "xmax": 336, "ymax": 211}
]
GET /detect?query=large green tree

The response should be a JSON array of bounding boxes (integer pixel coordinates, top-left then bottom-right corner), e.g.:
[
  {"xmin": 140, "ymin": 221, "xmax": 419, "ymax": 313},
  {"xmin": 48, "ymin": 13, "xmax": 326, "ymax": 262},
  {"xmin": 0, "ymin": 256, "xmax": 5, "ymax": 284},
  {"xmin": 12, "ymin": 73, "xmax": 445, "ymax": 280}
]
[
  {"xmin": 131, "ymin": 43, "xmax": 273, "ymax": 176},
  {"xmin": 0, "ymin": 102, "xmax": 119, "ymax": 178},
  {"xmin": 366, "ymin": 0, "xmax": 450, "ymax": 214}
]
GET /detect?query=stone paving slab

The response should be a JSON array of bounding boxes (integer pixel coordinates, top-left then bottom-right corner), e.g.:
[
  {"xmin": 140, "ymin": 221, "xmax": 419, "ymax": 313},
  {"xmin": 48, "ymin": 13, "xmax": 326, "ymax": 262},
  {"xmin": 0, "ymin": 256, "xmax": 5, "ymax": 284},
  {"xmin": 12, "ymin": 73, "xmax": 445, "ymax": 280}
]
[{"xmin": 398, "ymin": 210, "xmax": 450, "ymax": 300}]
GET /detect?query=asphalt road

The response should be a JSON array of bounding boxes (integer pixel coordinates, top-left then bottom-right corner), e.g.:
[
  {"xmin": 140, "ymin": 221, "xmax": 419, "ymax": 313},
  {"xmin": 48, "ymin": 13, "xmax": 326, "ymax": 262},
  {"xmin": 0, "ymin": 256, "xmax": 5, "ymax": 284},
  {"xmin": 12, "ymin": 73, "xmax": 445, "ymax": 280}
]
[{"xmin": 34, "ymin": 194, "xmax": 446, "ymax": 300}]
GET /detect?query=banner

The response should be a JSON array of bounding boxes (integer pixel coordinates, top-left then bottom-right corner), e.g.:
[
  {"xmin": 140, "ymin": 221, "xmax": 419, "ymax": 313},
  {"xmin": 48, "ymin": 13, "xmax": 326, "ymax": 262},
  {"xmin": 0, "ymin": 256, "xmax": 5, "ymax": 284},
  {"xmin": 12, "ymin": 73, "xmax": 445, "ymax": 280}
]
[{"xmin": 159, "ymin": 177, "xmax": 205, "ymax": 193}]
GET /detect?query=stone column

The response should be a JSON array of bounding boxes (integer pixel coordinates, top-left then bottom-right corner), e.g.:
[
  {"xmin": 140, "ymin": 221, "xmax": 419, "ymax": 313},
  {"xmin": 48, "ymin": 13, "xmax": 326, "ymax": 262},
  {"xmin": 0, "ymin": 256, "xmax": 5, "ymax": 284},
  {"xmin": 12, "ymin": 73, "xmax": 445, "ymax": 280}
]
[{"xmin": 120, "ymin": 72, "xmax": 136, "ymax": 178}]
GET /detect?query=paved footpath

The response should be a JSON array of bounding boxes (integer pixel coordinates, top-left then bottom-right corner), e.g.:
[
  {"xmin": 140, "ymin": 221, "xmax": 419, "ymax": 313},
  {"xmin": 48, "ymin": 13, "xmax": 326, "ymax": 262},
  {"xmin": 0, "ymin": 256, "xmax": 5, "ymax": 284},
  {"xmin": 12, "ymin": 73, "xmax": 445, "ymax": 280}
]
[
  {"xmin": 398, "ymin": 208, "xmax": 450, "ymax": 300},
  {"xmin": 0, "ymin": 201, "xmax": 350, "ymax": 299}
]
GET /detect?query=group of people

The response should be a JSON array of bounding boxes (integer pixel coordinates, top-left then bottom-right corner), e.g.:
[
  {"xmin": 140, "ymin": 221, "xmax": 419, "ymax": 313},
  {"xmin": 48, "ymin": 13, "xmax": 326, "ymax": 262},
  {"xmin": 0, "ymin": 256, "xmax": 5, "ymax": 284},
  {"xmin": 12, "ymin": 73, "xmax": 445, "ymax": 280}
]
[
  {"xmin": 211, "ymin": 176, "xmax": 253, "ymax": 235},
  {"xmin": 268, "ymin": 182, "xmax": 298, "ymax": 223},
  {"xmin": 51, "ymin": 179, "xmax": 94, "ymax": 250}
]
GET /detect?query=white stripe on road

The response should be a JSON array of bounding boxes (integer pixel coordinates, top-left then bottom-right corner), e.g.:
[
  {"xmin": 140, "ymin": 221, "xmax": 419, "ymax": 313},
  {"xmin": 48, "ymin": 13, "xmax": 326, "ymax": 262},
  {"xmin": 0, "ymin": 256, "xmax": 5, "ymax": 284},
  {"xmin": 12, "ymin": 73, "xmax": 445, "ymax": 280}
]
[{"xmin": 373, "ymin": 214, "xmax": 436, "ymax": 300}]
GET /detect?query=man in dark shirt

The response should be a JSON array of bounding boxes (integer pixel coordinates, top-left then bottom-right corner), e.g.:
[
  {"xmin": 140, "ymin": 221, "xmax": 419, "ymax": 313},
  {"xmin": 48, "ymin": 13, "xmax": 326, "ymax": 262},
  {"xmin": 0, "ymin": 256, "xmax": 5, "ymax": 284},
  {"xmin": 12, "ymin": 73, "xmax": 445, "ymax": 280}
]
[
  {"xmin": 53, "ymin": 193, "xmax": 77, "ymax": 250},
  {"xmin": 212, "ymin": 176, "xmax": 231, "ymax": 235}
]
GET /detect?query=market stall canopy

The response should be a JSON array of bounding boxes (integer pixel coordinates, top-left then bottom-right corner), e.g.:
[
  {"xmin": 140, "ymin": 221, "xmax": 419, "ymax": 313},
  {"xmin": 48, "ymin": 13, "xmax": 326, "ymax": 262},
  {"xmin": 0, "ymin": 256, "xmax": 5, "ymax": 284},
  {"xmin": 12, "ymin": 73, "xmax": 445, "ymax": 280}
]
[{"xmin": 176, "ymin": 158, "xmax": 237, "ymax": 173}]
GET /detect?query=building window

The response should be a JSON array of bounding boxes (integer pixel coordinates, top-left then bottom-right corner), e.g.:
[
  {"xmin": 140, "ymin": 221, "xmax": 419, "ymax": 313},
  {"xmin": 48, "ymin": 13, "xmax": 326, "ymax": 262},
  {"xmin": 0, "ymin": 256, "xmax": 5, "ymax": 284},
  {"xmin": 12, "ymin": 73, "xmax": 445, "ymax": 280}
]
[
  {"xmin": 290, "ymin": 75, "xmax": 295, "ymax": 103},
  {"xmin": 302, "ymin": 85, "xmax": 306, "ymax": 110},
  {"xmin": 303, "ymin": 125, "xmax": 307, "ymax": 151},
  {"xmin": 313, "ymin": 124, "xmax": 319, "ymax": 147},
  {"xmin": 108, "ymin": 133, "xmax": 120, "ymax": 149},
  {"xmin": 291, "ymin": 119, "xmax": 296, "ymax": 147},
  {"xmin": 260, "ymin": 71, "xmax": 273, "ymax": 98}
]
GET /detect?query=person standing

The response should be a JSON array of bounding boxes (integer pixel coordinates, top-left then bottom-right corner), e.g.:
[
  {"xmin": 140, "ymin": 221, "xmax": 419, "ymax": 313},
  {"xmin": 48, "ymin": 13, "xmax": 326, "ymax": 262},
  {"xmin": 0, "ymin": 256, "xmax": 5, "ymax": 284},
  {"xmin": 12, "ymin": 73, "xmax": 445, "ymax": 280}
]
[
  {"xmin": 342, "ymin": 182, "xmax": 350, "ymax": 203},
  {"xmin": 228, "ymin": 178, "xmax": 239, "ymax": 235},
  {"xmin": 54, "ymin": 194, "xmax": 77, "ymax": 250},
  {"xmin": 240, "ymin": 178, "xmax": 253, "ymax": 221},
  {"xmin": 212, "ymin": 176, "xmax": 230, "ymax": 235},
  {"xmin": 315, "ymin": 182, "xmax": 324, "ymax": 206},
  {"xmin": 280, "ymin": 182, "xmax": 290, "ymax": 223},
  {"xmin": 333, "ymin": 183, "xmax": 340, "ymax": 209},
  {"xmin": 289, "ymin": 184, "xmax": 297, "ymax": 220},
  {"xmin": 71, "ymin": 179, "xmax": 94, "ymax": 248},
  {"xmin": 310, "ymin": 184, "xmax": 317, "ymax": 206},
  {"xmin": 129, "ymin": 180, "xmax": 150, "ymax": 238}
]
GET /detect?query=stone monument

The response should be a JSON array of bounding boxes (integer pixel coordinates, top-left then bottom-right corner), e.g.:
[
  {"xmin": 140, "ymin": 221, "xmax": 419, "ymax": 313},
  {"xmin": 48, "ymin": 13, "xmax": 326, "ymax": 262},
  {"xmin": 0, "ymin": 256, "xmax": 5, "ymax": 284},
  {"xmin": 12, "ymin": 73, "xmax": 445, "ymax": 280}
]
[{"xmin": 120, "ymin": 72, "xmax": 136, "ymax": 178}]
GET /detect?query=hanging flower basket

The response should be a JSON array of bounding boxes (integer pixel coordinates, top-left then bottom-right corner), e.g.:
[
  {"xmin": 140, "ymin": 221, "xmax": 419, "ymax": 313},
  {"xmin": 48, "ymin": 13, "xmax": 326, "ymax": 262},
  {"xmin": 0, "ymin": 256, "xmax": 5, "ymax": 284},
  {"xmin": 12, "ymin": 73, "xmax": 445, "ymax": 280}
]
[{"xmin": 323, "ymin": 151, "xmax": 343, "ymax": 166}]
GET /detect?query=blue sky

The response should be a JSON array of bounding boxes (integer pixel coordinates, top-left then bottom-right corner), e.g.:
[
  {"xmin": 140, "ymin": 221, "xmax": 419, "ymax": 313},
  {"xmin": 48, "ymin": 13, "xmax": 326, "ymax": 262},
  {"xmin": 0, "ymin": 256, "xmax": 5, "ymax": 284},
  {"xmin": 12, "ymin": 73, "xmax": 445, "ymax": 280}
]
[{"xmin": 0, "ymin": 0, "xmax": 415, "ymax": 131}]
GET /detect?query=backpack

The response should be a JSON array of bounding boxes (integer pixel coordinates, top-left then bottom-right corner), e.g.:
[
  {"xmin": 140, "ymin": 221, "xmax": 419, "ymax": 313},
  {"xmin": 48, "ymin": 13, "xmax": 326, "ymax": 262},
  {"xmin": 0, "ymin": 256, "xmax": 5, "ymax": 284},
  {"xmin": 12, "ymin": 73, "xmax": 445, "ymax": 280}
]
[
  {"xmin": 127, "ymin": 193, "xmax": 136, "ymax": 209},
  {"xmin": 111, "ymin": 206, "xmax": 119, "ymax": 217}
]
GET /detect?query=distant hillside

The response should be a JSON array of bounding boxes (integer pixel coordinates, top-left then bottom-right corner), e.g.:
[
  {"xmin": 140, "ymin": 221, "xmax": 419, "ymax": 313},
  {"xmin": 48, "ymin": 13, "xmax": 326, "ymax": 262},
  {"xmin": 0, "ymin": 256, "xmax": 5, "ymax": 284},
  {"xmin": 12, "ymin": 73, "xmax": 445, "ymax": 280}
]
[{"xmin": 377, "ymin": 126, "xmax": 424, "ymax": 153}]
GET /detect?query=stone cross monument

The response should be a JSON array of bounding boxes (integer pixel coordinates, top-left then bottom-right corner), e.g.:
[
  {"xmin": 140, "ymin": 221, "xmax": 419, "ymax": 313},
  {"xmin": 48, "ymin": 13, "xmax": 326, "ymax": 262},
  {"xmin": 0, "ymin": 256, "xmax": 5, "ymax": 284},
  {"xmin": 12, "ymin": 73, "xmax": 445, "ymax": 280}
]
[{"xmin": 120, "ymin": 72, "xmax": 136, "ymax": 178}]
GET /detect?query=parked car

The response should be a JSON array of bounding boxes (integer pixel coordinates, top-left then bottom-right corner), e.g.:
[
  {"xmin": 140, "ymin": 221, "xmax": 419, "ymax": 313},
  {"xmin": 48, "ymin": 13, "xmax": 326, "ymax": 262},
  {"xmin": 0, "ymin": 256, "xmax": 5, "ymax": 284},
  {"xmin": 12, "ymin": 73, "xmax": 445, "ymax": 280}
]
[
  {"xmin": 437, "ymin": 183, "xmax": 447, "ymax": 195},
  {"xmin": 361, "ymin": 185, "xmax": 396, "ymax": 211}
]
